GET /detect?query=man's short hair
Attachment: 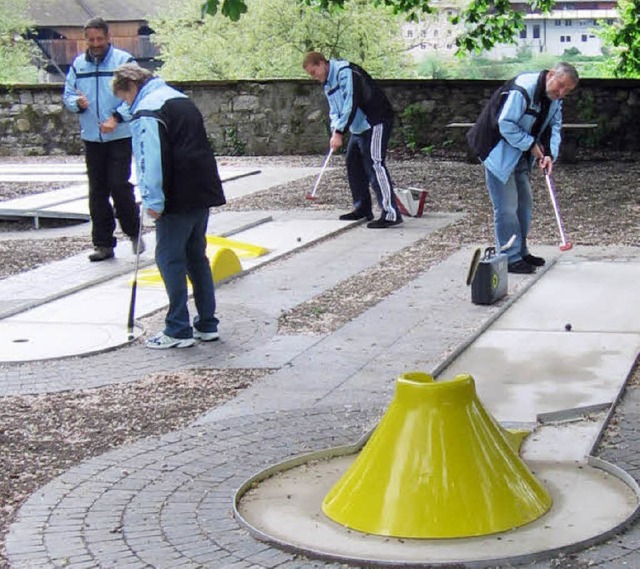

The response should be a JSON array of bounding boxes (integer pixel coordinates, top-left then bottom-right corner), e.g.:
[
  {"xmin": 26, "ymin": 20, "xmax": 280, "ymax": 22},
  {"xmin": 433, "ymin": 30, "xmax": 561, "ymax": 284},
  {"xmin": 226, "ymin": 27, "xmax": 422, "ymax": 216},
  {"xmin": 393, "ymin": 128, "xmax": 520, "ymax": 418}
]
[
  {"xmin": 553, "ymin": 62, "xmax": 579, "ymax": 85},
  {"xmin": 302, "ymin": 51, "xmax": 328, "ymax": 68},
  {"xmin": 84, "ymin": 17, "xmax": 109, "ymax": 35}
]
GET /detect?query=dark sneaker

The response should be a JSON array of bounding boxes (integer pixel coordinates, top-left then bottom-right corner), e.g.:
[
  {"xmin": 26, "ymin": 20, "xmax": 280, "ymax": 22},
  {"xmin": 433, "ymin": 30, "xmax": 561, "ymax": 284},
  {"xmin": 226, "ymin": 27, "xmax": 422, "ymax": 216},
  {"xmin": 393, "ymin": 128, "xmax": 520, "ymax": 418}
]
[
  {"xmin": 523, "ymin": 254, "xmax": 545, "ymax": 267},
  {"xmin": 88, "ymin": 247, "xmax": 115, "ymax": 262},
  {"xmin": 131, "ymin": 235, "xmax": 146, "ymax": 255},
  {"xmin": 339, "ymin": 210, "xmax": 374, "ymax": 221},
  {"xmin": 508, "ymin": 260, "xmax": 536, "ymax": 274},
  {"xmin": 193, "ymin": 329, "xmax": 220, "ymax": 342},
  {"xmin": 366, "ymin": 216, "xmax": 403, "ymax": 229}
]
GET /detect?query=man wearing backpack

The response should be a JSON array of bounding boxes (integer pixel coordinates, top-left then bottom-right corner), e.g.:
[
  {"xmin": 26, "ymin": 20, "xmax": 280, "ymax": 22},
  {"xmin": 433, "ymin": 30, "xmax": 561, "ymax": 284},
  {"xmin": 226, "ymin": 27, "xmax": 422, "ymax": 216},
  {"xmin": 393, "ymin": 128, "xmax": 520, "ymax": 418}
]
[
  {"xmin": 467, "ymin": 62, "xmax": 579, "ymax": 273},
  {"xmin": 303, "ymin": 51, "xmax": 403, "ymax": 229},
  {"xmin": 112, "ymin": 63, "xmax": 226, "ymax": 349}
]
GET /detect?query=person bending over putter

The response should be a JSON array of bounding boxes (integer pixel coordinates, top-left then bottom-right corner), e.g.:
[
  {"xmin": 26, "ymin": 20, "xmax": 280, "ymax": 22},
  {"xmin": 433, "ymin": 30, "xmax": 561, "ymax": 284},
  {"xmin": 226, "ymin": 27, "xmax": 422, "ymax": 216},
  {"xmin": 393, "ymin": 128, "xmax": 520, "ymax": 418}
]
[
  {"xmin": 303, "ymin": 51, "xmax": 403, "ymax": 229},
  {"xmin": 112, "ymin": 63, "xmax": 226, "ymax": 349},
  {"xmin": 467, "ymin": 62, "xmax": 579, "ymax": 274}
]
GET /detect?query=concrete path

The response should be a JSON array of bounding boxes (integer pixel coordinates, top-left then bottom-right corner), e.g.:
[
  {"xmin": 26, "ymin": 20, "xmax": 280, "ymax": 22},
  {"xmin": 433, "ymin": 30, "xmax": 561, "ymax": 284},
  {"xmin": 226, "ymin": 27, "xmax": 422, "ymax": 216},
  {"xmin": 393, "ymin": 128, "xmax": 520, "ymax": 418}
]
[{"xmin": 2, "ymin": 162, "xmax": 640, "ymax": 567}]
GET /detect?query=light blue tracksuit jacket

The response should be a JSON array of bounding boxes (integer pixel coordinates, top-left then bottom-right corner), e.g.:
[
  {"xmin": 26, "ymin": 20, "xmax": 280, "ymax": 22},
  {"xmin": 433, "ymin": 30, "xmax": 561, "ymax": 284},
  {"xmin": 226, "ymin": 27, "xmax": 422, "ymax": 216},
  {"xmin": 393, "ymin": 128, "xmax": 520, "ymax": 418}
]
[
  {"xmin": 484, "ymin": 72, "xmax": 563, "ymax": 183},
  {"xmin": 63, "ymin": 45, "xmax": 134, "ymax": 142}
]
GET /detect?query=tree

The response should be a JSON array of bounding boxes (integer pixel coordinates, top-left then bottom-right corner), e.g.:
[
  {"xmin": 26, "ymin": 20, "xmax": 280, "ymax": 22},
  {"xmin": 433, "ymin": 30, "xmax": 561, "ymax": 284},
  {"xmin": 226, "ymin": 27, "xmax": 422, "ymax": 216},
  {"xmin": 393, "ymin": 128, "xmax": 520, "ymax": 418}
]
[
  {"xmin": 202, "ymin": 0, "xmax": 640, "ymax": 77},
  {"xmin": 153, "ymin": 0, "xmax": 410, "ymax": 80},
  {"xmin": 0, "ymin": 0, "xmax": 38, "ymax": 83},
  {"xmin": 598, "ymin": 0, "xmax": 640, "ymax": 78}
]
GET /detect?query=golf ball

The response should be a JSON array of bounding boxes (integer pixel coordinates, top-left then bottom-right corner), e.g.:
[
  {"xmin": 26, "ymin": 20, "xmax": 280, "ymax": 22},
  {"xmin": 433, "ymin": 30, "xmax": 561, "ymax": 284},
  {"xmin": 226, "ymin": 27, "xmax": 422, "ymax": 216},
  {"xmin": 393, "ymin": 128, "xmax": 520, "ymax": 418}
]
[
  {"xmin": 296, "ymin": 237, "xmax": 302, "ymax": 242},
  {"xmin": 565, "ymin": 323, "xmax": 572, "ymax": 332}
]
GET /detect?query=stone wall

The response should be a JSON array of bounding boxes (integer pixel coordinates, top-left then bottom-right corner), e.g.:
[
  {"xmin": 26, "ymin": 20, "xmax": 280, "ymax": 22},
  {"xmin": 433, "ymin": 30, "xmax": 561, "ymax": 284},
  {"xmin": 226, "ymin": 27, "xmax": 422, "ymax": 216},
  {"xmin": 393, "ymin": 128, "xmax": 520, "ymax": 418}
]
[{"xmin": 0, "ymin": 78, "xmax": 638, "ymax": 157}]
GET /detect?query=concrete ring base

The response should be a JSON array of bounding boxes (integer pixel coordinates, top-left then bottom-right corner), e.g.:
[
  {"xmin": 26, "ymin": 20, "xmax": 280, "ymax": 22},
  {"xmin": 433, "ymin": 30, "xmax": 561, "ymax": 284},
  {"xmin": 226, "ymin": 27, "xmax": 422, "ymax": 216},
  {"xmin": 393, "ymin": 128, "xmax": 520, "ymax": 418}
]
[
  {"xmin": 235, "ymin": 450, "xmax": 640, "ymax": 568},
  {"xmin": 0, "ymin": 321, "xmax": 145, "ymax": 363}
]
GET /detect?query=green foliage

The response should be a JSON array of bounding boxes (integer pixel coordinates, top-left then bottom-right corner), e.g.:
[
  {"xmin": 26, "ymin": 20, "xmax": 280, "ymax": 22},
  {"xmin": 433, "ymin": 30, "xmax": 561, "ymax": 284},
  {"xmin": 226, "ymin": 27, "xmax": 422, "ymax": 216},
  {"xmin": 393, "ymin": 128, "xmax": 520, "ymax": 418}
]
[
  {"xmin": 399, "ymin": 103, "xmax": 433, "ymax": 153},
  {"xmin": 598, "ymin": 0, "xmax": 640, "ymax": 78},
  {"xmin": 202, "ymin": 0, "xmax": 434, "ymax": 21},
  {"xmin": 0, "ymin": 0, "xmax": 38, "ymax": 83},
  {"xmin": 153, "ymin": 0, "xmax": 410, "ymax": 80},
  {"xmin": 416, "ymin": 54, "xmax": 451, "ymax": 79},
  {"xmin": 415, "ymin": 50, "xmax": 614, "ymax": 80},
  {"xmin": 200, "ymin": 0, "xmax": 640, "ymax": 78},
  {"xmin": 222, "ymin": 126, "xmax": 246, "ymax": 155}
]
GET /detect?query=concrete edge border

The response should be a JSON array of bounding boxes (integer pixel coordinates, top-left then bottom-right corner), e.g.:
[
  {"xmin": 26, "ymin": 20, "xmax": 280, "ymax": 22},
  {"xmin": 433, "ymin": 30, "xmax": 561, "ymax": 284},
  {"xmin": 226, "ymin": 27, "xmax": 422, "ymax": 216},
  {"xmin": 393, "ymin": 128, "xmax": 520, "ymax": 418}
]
[
  {"xmin": 0, "ymin": 214, "xmax": 273, "ymax": 323},
  {"xmin": 232, "ymin": 440, "xmax": 640, "ymax": 569}
]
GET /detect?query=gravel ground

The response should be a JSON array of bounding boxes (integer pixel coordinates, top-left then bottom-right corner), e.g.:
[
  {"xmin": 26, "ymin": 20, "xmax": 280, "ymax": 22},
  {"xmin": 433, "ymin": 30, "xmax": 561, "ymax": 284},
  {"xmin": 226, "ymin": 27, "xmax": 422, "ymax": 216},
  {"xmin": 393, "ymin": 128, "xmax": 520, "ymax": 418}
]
[{"xmin": 1, "ymin": 151, "xmax": 639, "ymax": 567}]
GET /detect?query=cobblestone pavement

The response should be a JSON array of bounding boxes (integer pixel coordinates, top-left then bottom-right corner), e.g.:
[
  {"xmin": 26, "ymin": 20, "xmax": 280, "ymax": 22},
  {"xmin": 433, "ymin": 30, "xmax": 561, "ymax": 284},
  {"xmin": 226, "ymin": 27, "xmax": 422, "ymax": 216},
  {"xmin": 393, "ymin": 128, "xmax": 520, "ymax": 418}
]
[{"xmin": 4, "ymin": 238, "xmax": 640, "ymax": 568}]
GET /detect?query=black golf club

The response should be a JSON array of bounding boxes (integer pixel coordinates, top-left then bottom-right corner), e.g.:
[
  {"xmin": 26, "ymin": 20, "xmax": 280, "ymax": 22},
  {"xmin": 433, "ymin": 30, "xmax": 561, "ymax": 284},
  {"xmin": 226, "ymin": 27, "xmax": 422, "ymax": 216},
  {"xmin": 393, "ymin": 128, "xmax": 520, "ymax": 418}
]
[{"xmin": 126, "ymin": 217, "xmax": 144, "ymax": 341}]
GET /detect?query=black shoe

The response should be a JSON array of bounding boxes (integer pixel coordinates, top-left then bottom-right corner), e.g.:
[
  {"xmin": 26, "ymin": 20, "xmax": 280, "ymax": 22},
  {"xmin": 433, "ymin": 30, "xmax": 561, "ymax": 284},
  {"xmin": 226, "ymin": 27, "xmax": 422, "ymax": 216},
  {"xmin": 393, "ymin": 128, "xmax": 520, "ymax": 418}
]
[
  {"xmin": 367, "ymin": 216, "xmax": 403, "ymax": 229},
  {"xmin": 339, "ymin": 210, "xmax": 374, "ymax": 221},
  {"xmin": 89, "ymin": 247, "xmax": 115, "ymax": 262},
  {"xmin": 508, "ymin": 260, "xmax": 536, "ymax": 274},
  {"xmin": 523, "ymin": 254, "xmax": 546, "ymax": 267}
]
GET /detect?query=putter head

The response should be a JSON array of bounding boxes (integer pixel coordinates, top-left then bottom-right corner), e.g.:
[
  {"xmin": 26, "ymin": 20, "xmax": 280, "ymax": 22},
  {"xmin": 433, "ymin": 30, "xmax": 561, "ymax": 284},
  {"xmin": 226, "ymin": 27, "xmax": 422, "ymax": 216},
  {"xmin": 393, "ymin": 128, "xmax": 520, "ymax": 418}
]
[
  {"xmin": 560, "ymin": 242, "xmax": 573, "ymax": 251},
  {"xmin": 305, "ymin": 193, "xmax": 318, "ymax": 201}
]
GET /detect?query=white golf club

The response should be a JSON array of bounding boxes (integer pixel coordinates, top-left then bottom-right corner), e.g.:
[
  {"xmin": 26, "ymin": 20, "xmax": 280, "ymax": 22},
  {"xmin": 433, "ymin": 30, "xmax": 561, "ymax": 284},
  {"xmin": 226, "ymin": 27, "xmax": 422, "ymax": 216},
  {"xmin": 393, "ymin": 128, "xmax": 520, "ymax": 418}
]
[{"xmin": 306, "ymin": 147, "xmax": 333, "ymax": 201}]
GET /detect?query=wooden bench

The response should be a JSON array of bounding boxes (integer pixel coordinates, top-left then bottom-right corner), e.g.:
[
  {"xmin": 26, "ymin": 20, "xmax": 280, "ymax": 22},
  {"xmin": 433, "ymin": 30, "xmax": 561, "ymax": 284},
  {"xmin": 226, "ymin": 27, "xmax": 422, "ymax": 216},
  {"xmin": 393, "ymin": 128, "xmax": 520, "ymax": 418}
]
[{"xmin": 446, "ymin": 122, "xmax": 598, "ymax": 162}]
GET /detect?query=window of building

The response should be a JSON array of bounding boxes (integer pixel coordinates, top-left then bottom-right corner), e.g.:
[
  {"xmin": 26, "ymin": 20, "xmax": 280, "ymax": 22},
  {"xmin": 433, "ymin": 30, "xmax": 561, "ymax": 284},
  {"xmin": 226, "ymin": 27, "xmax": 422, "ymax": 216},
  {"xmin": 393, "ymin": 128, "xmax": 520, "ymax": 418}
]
[
  {"xmin": 566, "ymin": 35, "xmax": 572, "ymax": 42},
  {"xmin": 421, "ymin": 29, "xmax": 428, "ymax": 36},
  {"xmin": 560, "ymin": 36, "xmax": 565, "ymax": 42},
  {"xmin": 420, "ymin": 43, "xmax": 426, "ymax": 49},
  {"xmin": 533, "ymin": 24, "xmax": 540, "ymax": 39},
  {"xmin": 555, "ymin": 19, "xmax": 562, "ymax": 25},
  {"xmin": 565, "ymin": 19, "xmax": 572, "ymax": 26},
  {"xmin": 582, "ymin": 34, "xmax": 587, "ymax": 42},
  {"xmin": 407, "ymin": 30, "xmax": 414, "ymax": 38},
  {"xmin": 520, "ymin": 26, "xmax": 527, "ymax": 39}
]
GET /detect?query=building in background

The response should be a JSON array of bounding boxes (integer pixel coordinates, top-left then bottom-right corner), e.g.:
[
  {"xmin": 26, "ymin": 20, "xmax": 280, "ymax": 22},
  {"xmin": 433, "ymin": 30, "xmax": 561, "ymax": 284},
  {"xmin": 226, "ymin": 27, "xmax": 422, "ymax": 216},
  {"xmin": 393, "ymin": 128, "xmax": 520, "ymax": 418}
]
[
  {"xmin": 26, "ymin": 0, "xmax": 174, "ymax": 82},
  {"xmin": 402, "ymin": 0, "xmax": 618, "ymax": 62}
]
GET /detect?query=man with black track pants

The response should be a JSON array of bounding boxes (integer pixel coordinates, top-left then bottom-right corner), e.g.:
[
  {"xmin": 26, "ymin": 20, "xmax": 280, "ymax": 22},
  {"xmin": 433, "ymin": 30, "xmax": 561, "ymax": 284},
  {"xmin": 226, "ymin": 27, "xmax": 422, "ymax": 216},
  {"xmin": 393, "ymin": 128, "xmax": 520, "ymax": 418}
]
[
  {"xmin": 63, "ymin": 17, "xmax": 143, "ymax": 262},
  {"xmin": 303, "ymin": 51, "xmax": 402, "ymax": 229}
]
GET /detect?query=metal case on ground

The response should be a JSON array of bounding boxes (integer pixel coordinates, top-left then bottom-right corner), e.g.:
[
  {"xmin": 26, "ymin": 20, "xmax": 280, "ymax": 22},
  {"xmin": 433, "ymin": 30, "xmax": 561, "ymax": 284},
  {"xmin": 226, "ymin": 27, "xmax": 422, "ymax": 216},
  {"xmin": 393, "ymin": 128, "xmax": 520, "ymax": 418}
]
[{"xmin": 471, "ymin": 247, "xmax": 508, "ymax": 305}]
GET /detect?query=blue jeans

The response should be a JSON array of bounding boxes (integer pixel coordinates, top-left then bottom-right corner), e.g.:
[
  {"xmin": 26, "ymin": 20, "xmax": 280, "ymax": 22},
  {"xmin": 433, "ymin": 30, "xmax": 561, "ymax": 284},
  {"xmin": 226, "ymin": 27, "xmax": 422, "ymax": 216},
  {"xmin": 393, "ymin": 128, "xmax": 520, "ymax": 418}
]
[
  {"xmin": 485, "ymin": 155, "xmax": 533, "ymax": 264},
  {"xmin": 155, "ymin": 209, "xmax": 218, "ymax": 339},
  {"xmin": 346, "ymin": 120, "xmax": 401, "ymax": 222}
]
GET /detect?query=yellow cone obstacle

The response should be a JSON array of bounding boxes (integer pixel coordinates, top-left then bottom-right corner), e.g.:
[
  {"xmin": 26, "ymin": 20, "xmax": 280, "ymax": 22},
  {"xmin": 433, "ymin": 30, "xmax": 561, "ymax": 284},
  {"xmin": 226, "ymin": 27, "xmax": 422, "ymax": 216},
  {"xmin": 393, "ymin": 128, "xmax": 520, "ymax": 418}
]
[
  {"xmin": 210, "ymin": 247, "xmax": 242, "ymax": 283},
  {"xmin": 322, "ymin": 372, "xmax": 551, "ymax": 538},
  {"xmin": 135, "ymin": 234, "xmax": 268, "ymax": 287}
]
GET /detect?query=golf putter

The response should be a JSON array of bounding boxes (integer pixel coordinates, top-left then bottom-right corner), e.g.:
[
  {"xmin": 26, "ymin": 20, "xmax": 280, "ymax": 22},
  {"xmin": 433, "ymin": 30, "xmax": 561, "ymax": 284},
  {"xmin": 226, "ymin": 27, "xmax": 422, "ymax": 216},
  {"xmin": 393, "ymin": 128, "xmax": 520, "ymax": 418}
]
[
  {"xmin": 544, "ymin": 170, "xmax": 573, "ymax": 251},
  {"xmin": 500, "ymin": 233, "xmax": 517, "ymax": 253},
  {"xmin": 306, "ymin": 147, "xmax": 333, "ymax": 201}
]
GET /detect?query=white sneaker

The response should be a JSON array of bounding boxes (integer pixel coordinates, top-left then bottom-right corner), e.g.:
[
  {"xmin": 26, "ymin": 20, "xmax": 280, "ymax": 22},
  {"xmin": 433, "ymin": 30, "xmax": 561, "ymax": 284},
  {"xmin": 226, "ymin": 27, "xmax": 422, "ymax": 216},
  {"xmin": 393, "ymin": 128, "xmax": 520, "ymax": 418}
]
[
  {"xmin": 193, "ymin": 329, "xmax": 220, "ymax": 342},
  {"xmin": 145, "ymin": 332, "xmax": 195, "ymax": 349}
]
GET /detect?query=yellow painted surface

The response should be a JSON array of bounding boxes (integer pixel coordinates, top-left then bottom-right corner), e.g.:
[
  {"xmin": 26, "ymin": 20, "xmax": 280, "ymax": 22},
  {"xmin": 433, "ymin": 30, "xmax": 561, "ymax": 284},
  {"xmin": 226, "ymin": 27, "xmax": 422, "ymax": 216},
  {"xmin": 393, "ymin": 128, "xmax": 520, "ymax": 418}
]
[
  {"xmin": 135, "ymin": 247, "xmax": 243, "ymax": 287},
  {"xmin": 135, "ymin": 234, "xmax": 267, "ymax": 287},
  {"xmin": 206, "ymin": 235, "xmax": 268, "ymax": 258},
  {"xmin": 322, "ymin": 372, "xmax": 552, "ymax": 538}
]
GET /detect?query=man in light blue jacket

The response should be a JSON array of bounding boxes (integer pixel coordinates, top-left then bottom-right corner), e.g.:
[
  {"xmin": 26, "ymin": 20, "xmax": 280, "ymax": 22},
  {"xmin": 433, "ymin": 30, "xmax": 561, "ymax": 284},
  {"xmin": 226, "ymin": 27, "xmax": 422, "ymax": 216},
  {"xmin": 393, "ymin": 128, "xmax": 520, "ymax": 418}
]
[
  {"xmin": 467, "ymin": 62, "xmax": 579, "ymax": 273},
  {"xmin": 63, "ymin": 17, "xmax": 143, "ymax": 262}
]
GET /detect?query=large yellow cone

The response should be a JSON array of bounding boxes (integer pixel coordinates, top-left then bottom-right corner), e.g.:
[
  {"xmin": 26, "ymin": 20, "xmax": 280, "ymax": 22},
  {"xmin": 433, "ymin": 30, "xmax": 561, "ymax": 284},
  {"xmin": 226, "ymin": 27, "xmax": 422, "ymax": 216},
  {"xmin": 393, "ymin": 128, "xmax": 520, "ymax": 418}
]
[{"xmin": 322, "ymin": 372, "xmax": 552, "ymax": 538}]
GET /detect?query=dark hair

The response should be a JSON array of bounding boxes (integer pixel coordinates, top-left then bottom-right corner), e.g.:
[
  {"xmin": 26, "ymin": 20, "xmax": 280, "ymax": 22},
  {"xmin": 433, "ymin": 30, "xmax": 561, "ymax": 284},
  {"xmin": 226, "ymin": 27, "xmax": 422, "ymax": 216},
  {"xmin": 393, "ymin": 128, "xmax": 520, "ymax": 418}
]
[{"xmin": 84, "ymin": 17, "xmax": 109, "ymax": 35}]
